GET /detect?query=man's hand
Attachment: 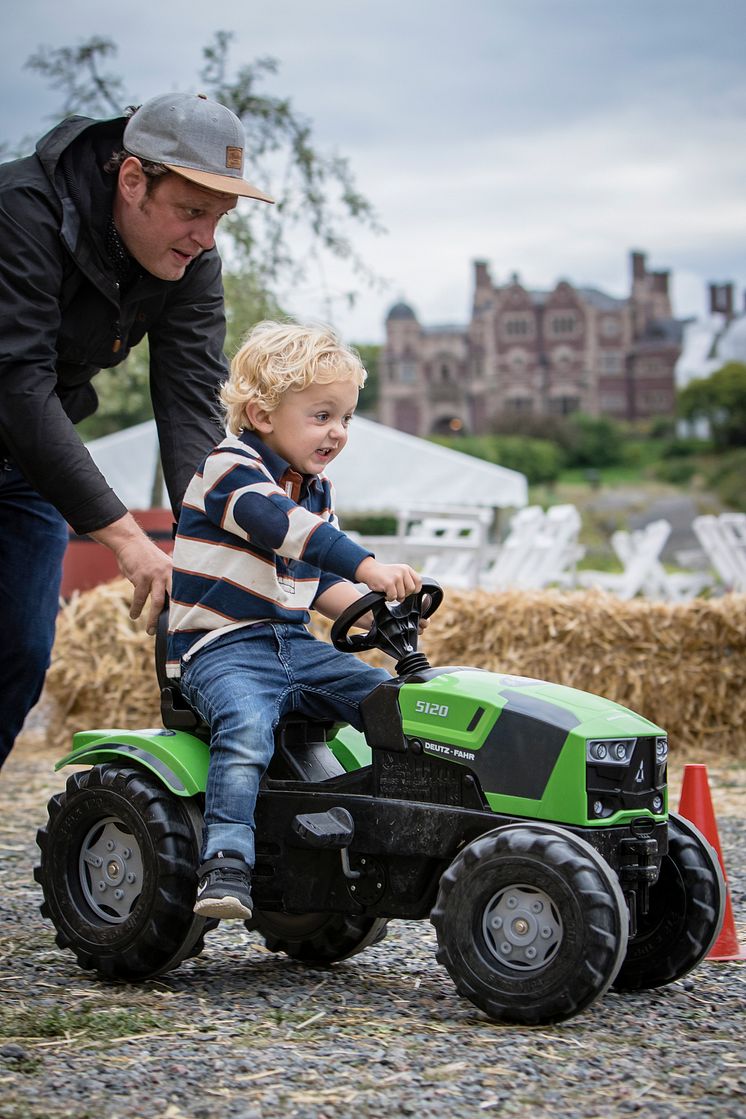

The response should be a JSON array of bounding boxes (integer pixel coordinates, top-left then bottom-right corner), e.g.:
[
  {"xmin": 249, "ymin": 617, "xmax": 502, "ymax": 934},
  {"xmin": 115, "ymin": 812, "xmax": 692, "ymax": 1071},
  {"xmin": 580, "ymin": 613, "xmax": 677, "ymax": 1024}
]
[
  {"xmin": 90, "ymin": 513, "xmax": 173, "ymax": 635},
  {"xmin": 354, "ymin": 557, "xmax": 421, "ymax": 601}
]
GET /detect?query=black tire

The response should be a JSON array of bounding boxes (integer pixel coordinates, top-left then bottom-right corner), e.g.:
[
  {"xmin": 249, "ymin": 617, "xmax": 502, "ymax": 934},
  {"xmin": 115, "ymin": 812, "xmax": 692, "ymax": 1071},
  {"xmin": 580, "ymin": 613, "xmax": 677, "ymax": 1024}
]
[
  {"xmin": 431, "ymin": 824, "xmax": 628, "ymax": 1025},
  {"xmin": 612, "ymin": 812, "xmax": 726, "ymax": 992},
  {"xmin": 35, "ymin": 764, "xmax": 207, "ymax": 981},
  {"xmin": 247, "ymin": 910, "xmax": 389, "ymax": 964}
]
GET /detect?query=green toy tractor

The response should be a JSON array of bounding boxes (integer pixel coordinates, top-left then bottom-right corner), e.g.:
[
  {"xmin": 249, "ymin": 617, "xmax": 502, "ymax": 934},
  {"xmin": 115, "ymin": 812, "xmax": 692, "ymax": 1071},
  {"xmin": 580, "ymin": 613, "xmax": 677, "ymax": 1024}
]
[{"xmin": 35, "ymin": 579, "xmax": 725, "ymax": 1025}]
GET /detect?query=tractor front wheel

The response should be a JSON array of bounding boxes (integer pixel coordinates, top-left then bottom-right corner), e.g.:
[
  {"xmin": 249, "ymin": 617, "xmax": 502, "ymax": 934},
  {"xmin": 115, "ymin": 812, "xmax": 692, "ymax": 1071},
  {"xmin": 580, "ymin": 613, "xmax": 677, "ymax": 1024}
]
[
  {"xmin": 431, "ymin": 824, "xmax": 628, "ymax": 1025},
  {"xmin": 612, "ymin": 812, "xmax": 726, "ymax": 991}
]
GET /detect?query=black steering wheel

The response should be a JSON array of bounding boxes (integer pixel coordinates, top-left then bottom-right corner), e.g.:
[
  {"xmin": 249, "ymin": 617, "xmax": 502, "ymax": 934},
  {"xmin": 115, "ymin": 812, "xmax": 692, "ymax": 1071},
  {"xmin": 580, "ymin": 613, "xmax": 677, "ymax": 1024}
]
[{"xmin": 331, "ymin": 577, "xmax": 443, "ymax": 663}]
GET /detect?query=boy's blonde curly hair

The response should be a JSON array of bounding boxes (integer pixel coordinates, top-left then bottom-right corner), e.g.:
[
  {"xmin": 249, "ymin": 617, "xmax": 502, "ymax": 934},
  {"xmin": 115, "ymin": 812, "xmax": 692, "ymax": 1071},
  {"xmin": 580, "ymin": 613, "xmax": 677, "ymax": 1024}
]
[{"xmin": 221, "ymin": 320, "xmax": 367, "ymax": 435}]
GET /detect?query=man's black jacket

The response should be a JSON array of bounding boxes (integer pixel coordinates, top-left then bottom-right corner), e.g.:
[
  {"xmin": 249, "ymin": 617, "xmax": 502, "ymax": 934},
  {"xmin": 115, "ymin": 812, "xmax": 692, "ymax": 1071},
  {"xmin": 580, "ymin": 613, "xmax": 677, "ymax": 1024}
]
[{"xmin": 0, "ymin": 113, "xmax": 227, "ymax": 534}]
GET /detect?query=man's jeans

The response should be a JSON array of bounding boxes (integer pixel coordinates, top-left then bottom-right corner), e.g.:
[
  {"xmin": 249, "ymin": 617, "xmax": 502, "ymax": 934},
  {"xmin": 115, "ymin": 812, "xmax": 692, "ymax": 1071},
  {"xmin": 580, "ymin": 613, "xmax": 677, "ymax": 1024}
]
[
  {"xmin": 180, "ymin": 623, "xmax": 391, "ymax": 866},
  {"xmin": 0, "ymin": 464, "xmax": 69, "ymax": 767}
]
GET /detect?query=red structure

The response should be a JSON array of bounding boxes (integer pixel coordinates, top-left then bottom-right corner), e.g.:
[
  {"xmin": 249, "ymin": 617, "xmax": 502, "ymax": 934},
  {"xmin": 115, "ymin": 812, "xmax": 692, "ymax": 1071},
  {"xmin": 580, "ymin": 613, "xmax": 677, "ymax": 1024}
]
[{"xmin": 61, "ymin": 508, "xmax": 175, "ymax": 598}]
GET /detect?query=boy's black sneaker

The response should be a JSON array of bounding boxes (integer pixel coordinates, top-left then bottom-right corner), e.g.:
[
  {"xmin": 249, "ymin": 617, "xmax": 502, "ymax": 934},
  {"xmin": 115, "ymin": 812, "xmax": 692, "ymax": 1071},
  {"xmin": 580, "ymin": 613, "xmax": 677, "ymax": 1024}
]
[{"xmin": 194, "ymin": 851, "xmax": 253, "ymax": 920}]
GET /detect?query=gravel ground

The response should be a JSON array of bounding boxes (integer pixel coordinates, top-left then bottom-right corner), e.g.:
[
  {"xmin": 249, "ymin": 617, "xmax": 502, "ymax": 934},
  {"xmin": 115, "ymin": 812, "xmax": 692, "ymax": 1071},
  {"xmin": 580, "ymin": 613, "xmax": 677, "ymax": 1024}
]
[{"xmin": 1, "ymin": 739, "xmax": 744, "ymax": 1119}]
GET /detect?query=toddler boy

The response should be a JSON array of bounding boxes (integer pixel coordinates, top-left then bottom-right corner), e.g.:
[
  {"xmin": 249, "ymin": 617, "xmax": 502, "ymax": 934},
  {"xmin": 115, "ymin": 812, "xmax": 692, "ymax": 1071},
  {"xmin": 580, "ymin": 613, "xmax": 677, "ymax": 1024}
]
[{"xmin": 168, "ymin": 320, "xmax": 421, "ymax": 919}]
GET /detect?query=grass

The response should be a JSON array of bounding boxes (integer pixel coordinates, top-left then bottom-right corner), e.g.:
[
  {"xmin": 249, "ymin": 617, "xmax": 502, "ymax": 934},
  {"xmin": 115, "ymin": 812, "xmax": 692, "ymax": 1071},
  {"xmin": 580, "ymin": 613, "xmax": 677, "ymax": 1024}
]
[
  {"xmin": 551, "ymin": 442, "xmax": 745, "ymax": 514},
  {"xmin": 0, "ymin": 1004, "xmax": 169, "ymax": 1045}
]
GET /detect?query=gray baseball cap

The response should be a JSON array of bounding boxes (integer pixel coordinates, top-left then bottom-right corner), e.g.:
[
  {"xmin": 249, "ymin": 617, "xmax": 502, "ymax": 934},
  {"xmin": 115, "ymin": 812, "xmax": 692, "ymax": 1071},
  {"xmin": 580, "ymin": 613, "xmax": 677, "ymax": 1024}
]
[{"xmin": 123, "ymin": 92, "xmax": 274, "ymax": 203}]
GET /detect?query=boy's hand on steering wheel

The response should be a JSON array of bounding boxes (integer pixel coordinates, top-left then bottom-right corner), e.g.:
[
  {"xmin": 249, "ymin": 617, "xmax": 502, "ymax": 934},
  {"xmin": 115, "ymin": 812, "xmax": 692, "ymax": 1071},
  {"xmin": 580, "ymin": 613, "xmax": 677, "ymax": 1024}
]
[{"xmin": 354, "ymin": 557, "xmax": 421, "ymax": 602}]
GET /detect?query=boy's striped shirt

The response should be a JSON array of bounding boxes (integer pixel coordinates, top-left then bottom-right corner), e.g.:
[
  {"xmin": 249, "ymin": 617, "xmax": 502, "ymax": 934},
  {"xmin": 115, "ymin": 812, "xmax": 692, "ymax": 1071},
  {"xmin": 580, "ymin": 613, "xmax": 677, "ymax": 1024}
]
[{"xmin": 166, "ymin": 430, "xmax": 371, "ymax": 676}]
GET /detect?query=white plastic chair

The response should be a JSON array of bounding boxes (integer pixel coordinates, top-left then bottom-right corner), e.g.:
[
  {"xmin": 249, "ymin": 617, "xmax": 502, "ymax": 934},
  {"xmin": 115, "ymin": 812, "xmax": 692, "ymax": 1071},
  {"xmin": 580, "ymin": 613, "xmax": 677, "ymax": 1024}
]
[
  {"xmin": 479, "ymin": 505, "xmax": 547, "ymax": 590},
  {"xmin": 693, "ymin": 513, "xmax": 746, "ymax": 592},
  {"xmin": 610, "ymin": 528, "xmax": 712, "ymax": 601},
  {"xmin": 577, "ymin": 520, "xmax": 673, "ymax": 600},
  {"xmin": 517, "ymin": 504, "xmax": 585, "ymax": 589},
  {"xmin": 718, "ymin": 514, "xmax": 746, "ymax": 590}
]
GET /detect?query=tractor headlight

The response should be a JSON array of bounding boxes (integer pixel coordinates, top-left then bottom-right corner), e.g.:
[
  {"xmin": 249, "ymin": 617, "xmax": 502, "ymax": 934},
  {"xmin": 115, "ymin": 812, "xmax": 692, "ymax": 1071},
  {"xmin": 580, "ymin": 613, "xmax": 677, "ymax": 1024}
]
[
  {"xmin": 587, "ymin": 738, "xmax": 636, "ymax": 765},
  {"xmin": 655, "ymin": 737, "xmax": 668, "ymax": 763}
]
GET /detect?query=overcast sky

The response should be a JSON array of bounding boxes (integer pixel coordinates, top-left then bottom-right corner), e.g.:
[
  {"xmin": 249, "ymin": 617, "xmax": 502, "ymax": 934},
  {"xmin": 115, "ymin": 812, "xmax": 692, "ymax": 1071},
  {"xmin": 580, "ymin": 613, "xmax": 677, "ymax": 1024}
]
[{"xmin": 2, "ymin": 0, "xmax": 745, "ymax": 343}]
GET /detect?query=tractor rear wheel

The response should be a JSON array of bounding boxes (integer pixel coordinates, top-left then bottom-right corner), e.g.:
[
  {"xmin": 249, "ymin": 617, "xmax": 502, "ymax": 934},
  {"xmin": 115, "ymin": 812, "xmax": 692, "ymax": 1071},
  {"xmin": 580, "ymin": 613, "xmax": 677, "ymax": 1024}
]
[
  {"xmin": 35, "ymin": 764, "xmax": 206, "ymax": 980},
  {"xmin": 247, "ymin": 910, "xmax": 388, "ymax": 963}
]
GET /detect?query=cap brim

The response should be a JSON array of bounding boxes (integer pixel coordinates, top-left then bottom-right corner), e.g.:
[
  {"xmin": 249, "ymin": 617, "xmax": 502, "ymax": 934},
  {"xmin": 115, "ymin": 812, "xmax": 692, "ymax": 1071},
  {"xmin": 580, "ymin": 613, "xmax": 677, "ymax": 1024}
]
[{"xmin": 166, "ymin": 164, "xmax": 274, "ymax": 203}]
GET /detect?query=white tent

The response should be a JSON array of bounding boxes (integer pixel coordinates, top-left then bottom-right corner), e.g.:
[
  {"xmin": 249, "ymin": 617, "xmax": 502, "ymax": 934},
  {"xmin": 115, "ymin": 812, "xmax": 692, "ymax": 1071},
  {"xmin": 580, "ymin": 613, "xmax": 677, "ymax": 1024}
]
[
  {"xmin": 325, "ymin": 418, "xmax": 527, "ymax": 512},
  {"xmin": 85, "ymin": 420, "xmax": 164, "ymax": 510},
  {"xmin": 676, "ymin": 311, "xmax": 746, "ymax": 389},
  {"xmin": 674, "ymin": 312, "xmax": 746, "ymax": 439},
  {"xmin": 85, "ymin": 417, "xmax": 528, "ymax": 513}
]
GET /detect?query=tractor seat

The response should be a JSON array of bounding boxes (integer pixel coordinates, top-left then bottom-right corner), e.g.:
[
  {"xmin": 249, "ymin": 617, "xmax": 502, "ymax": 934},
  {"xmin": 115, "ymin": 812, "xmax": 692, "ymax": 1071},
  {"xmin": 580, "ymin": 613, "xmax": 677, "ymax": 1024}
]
[{"xmin": 154, "ymin": 606, "xmax": 209, "ymax": 736}]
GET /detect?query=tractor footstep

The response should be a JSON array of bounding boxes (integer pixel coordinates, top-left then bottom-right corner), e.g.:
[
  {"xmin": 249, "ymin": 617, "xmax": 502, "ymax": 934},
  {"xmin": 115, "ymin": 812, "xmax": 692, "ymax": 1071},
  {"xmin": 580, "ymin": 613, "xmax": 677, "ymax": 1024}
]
[{"xmin": 291, "ymin": 806, "xmax": 354, "ymax": 849}]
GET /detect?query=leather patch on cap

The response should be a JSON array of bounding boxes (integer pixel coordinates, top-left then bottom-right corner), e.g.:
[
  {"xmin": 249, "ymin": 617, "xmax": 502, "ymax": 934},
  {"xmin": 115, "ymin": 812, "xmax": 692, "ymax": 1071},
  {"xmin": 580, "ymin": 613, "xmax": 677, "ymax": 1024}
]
[{"xmin": 225, "ymin": 146, "xmax": 243, "ymax": 170}]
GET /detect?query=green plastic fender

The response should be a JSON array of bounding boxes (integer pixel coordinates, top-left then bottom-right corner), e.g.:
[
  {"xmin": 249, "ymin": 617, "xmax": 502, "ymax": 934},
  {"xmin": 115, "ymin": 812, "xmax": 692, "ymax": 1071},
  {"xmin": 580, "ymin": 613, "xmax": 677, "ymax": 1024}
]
[
  {"xmin": 55, "ymin": 728, "xmax": 209, "ymax": 797},
  {"xmin": 56, "ymin": 724, "xmax": 372, "ymax": 793}
]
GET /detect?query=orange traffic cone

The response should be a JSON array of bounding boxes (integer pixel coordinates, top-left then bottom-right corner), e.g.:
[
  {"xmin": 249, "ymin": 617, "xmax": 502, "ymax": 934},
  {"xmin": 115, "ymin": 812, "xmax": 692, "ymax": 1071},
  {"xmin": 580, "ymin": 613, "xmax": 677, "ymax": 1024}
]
[{"xmin": 678, "ymin": 763, "xmax": 746, "ymax": 961}]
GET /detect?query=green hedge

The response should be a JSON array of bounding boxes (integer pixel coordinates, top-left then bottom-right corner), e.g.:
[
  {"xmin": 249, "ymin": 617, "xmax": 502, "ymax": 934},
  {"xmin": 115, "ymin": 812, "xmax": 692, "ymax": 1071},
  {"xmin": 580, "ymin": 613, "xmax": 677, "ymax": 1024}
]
[{"xmin": 431, "ymin": 434, "xmax": 564, "ymax": 485}]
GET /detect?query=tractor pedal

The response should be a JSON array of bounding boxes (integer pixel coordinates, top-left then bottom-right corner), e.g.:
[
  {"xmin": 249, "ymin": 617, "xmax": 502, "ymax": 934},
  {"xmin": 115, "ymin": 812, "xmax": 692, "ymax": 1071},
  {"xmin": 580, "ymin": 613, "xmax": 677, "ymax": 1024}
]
[{"xmin": 291, "ymin": 806, "xmax": 354, "ymax": 849}]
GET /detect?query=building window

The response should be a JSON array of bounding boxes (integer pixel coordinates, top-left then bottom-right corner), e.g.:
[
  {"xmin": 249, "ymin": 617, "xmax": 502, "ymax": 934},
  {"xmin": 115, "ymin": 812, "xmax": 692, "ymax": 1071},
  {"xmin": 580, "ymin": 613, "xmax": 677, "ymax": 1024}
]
[
  {"xmin": 548, "ymin": 395, "xmax": 580, "ymax": 415},
  {"xmin": 636, "ymin": 358, "xmax": 664, "ymax": 377},
  {"xmin": 637, "ymin": 390, "xmax": 672, "ymax": 410},
  {"xmin": 599, "ymin": 392, "xmax": 627, "ymax": 412},
  {"xmin": 399, "ymin": 361, "xmax": 417, "ymax": 383},
  {"xmin": 506, "ymin": 397, "xmax": 534, "ymax": 414},
  {"xmin": 502, "ymin": 315, "xmax": 533, "ymax": 339},
  {"xmin": 550, "ymin": 315, "xmax": 577, "ymax": 335},
  {"xmin": 601, "ymin": 315, "xmax": 621, "ymax": 338},
  {"xmin": 600, "ymin": 351, "xmax": 623, "ymax": 374}
]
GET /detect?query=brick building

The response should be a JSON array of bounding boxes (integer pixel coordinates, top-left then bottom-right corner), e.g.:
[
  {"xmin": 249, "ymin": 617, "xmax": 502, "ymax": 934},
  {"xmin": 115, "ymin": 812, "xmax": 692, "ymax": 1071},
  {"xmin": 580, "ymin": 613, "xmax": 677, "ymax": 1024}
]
[{"xmin": 379, "ymin": 250, "xmax": 683, "ymax": 436}]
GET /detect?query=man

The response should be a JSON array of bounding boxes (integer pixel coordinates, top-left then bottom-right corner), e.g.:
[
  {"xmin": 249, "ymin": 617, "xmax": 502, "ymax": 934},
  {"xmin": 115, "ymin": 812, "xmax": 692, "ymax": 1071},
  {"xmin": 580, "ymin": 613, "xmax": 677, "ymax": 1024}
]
[{"xmin": 0, "ymin": 92, "xmax": 274, "ymax": 768}]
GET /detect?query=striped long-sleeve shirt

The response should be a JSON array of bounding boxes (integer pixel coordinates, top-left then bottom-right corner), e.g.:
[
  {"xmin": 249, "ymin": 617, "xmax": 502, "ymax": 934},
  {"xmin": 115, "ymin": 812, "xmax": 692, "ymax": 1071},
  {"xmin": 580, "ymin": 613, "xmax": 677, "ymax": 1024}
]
[{"xmin": 166, "ymin": 430, "xmax": 372, "ymax": 676}]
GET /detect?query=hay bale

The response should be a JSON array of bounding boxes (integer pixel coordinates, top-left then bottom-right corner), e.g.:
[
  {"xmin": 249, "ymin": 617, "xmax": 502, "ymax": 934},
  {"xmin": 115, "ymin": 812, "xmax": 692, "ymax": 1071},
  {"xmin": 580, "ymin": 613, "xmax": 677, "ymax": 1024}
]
[
  {"xmin": 44, "ymin": 580, "xmax": 160, "ymax": 750},
  {"xmin": 42, "ymin": 579, "xmax": 746, "ymax": 759}
]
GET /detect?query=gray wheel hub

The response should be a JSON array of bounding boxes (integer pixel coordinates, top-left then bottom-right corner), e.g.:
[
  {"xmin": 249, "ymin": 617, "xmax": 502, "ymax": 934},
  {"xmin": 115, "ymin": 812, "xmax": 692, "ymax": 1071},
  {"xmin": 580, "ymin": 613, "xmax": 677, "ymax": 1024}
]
[
  {"xmin": 482, "ymin": 883, "xmax": 563, "ymax": 971},
  {"xmin": 79, "ymin": 817, "xmax": 144, "ymax": 923}
]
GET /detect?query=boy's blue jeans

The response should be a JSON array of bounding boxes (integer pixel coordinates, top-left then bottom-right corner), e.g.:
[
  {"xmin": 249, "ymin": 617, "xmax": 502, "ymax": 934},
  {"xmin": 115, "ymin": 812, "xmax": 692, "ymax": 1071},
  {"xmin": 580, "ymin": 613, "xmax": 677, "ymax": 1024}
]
[
  {"xmin": 179, "ymin": 622, "xmax": 391, "ymax": 866},
  {"xmin": 0, "ymin": 463, "xmax": 69, "ymax": 768}
]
